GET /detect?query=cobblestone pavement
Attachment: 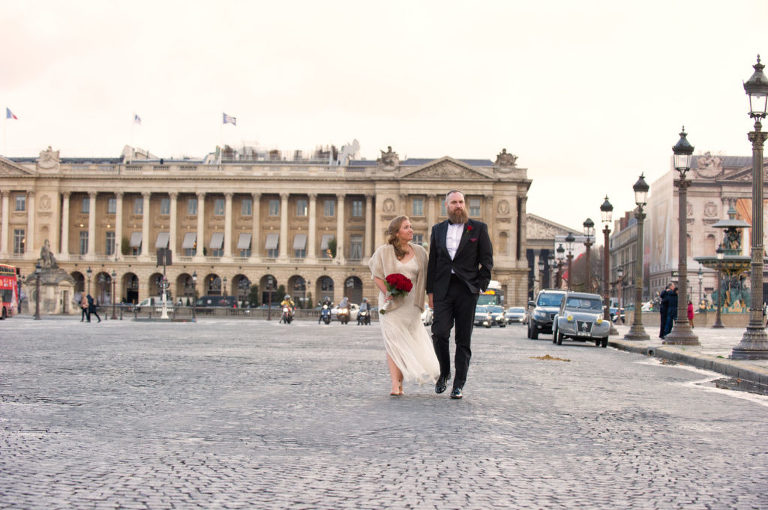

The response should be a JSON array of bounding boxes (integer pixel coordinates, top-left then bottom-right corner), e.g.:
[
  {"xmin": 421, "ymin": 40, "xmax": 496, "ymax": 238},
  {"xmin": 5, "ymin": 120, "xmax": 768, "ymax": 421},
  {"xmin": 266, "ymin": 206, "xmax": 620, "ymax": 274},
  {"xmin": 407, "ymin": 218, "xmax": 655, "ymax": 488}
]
[{"xmin": 1, "ymin": 318, "xmax": 767, "ymax": 509}]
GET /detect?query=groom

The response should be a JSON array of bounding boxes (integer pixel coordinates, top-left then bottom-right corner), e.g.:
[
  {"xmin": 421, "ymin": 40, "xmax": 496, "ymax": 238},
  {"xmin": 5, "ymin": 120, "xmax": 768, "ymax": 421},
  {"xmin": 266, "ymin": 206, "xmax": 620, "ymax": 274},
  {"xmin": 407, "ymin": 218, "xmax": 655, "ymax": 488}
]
[{"xmin": 426, "ymin": 190, "xmax": 493, "ymax": 399}]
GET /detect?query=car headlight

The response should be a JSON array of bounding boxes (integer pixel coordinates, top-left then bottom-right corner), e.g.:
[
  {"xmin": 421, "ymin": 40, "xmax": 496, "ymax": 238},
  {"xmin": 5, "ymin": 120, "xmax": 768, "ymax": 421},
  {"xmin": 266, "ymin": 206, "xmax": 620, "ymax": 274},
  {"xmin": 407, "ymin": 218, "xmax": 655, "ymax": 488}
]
[
  {"xmin": 596, "ymin": 318, "xmax": 603, "ymax": 325},
  {"xmin": 566, "ymin": 315, "xmax": 573, "ymax": 322}
]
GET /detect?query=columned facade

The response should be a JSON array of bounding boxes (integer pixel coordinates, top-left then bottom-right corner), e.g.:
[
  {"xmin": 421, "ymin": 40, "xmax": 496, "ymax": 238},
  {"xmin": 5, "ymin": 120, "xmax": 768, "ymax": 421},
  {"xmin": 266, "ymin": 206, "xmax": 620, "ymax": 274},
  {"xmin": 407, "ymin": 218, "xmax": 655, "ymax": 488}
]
[{"xmin": 1, "ymin": 147, "xmax": 531, "ymax": 310}]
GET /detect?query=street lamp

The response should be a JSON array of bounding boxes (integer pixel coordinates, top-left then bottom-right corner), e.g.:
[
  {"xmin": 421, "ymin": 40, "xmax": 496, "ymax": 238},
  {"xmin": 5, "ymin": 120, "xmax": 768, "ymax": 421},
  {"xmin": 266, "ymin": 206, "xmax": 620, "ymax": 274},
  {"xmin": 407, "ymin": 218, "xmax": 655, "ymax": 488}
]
[
  {"xmin": 547, "ymin": 253, "xmax": 555, "ymax": 288},
  {"xmin": 191, "ymin": 271, "xmax": 197, "ymax": 319},
  {"xmin": 266, "ymin": 276, "xmax": 275, "ymax": 321},
  {"xmin": 697, "ymin": 266, "xmax": 703, "ymax": 309},
  {"xmin": 34, "ymin": 262, "xmax": 41, "ymax": 320},
  {"xmin": 625, "ymin": 174, "xmax": 651, "ymax": 340},
  {"xmin": 733, "ymin": 55, "xmax": 768, "ymax": 359},
  {"xmin": 556, "ymin": 243, "xmax": 565, "ymax": 288},
  {"xmin": 600, "ymin": 196, "xmax": 617, "ymax": 335},
  {"xmin": 110, "ymin": 270, "xmax": 117, "ymax": 320},
  {"xmin": 713, "ymin": 245, "xmax": 724, "ymax": 329},
  {"xmin": 664, "ymin": 128, "xmax": 699, "ymax": 345},
  {"xmin": 223, "ymin": 276, "xmax": 228, "ymax": 296},
  {"xmin": 617, "ymin": 267, "xmax": 625, "ymax": 324},
  {"xmin": 86, "ymin": 266, "xmax": 92, "ymax": 296},
  {"xmin": 583, "ymin": 218, "xmax": 594, "ymax": 292},
  {"xmin": 565, "ymin": 232, "xmax": 575, "ymax": 291},
  {"xmin": 536, "ymin": 257, "xmax": 545, "ymax": 295}
]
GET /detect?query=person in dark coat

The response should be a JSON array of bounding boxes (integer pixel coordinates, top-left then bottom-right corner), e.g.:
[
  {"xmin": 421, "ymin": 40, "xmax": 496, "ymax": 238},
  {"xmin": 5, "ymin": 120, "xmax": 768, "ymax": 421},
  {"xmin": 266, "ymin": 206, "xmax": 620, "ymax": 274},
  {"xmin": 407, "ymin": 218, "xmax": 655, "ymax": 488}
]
[
  {"xmin": 659, "ymin": 284, "xmax": 670, "ymax": 339},
  {"xmin": 87, "ymin": 294, "xmax": 101, "ymax": 323},
  {"xmin": 663, "ymin": 284, "xmax": 678, "ymax": 337}
]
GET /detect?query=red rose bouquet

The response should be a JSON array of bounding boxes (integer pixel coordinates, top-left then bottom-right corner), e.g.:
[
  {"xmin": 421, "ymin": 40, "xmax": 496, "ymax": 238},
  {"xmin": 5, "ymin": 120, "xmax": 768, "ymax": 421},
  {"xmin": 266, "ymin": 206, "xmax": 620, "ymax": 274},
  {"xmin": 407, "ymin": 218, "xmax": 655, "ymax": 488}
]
[{"xmin": 380, "ymin": 273, "xmax": 413, "ymax": 314}]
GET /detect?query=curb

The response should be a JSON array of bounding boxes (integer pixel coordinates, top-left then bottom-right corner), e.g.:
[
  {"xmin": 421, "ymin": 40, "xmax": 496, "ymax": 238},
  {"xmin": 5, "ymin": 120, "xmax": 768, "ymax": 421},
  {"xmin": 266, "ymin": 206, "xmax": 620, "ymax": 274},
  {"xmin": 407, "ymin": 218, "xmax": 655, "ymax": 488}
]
[{"xmin": 609, "ymin": 338, "xmax": 768, "ymax": 390}]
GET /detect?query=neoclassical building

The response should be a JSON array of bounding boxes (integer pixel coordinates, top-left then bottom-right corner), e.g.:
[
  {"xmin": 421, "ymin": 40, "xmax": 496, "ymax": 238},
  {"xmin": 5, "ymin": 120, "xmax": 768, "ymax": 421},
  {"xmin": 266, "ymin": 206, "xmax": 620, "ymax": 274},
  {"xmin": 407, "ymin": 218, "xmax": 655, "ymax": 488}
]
[{"xmin": 0, "ymin": 145, "xmax": 532, "ymax": 311}]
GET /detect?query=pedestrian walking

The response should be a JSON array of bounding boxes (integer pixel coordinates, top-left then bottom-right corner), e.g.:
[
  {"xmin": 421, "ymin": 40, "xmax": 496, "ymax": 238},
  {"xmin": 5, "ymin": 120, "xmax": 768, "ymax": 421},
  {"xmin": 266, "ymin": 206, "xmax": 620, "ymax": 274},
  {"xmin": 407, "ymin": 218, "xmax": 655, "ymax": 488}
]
[
  {"xmin": 663, "ymin": 284, "xmax": 678, "ymax": 337},
  {"xmin": 87, "ymin": 294, "xmax": 101, "ymax": 323},
  {"xmin": 687, "ymin": 300, "xmax": 694, "ymax": 329},
  {"xmin": 80, "ymin": 294, "xmax": 90, "ymax": 322},
  {"xmin": 659, "ymin": 285, "xmax": 670, "ymax": 339}
]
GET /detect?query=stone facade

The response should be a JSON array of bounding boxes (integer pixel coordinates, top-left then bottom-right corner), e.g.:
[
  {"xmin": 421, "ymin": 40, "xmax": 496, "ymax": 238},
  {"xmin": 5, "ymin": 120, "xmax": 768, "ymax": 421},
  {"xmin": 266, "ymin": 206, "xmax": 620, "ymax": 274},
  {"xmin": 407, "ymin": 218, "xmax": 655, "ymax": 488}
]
[{"xmin": 0, "ymin": 146, "xmax": 531, "ymax": 311}]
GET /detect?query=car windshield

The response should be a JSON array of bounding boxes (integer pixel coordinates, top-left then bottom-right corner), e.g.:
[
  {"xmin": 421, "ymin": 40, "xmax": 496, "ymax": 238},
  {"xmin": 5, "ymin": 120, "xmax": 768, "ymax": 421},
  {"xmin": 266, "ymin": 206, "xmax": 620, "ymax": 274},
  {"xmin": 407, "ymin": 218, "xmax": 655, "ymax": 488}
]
[
  {"xmin": 565, "ymin": 297, "xmax": 603, "ymax": 312},
  {"xmin": 538, "ymin": 293, "xmax": 564, "ymax": 307},
  {"xmin": 488, "ymin": 306, "xmax": 503, "ymax": 313},
  {"xmin": 509, "ymin": 307, "xmax": 525, "ymax": 313},
  {"xmin": 475, "ymin": 306, "xmax": 488, "ymax": 314}
]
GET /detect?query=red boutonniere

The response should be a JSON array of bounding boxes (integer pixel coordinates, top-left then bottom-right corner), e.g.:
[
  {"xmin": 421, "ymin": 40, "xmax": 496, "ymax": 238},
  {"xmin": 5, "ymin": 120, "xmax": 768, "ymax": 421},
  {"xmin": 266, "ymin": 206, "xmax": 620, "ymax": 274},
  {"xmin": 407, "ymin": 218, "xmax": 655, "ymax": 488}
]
[{"xmin": 466, "ymin": 225, "xmax": 473, "ymax": 232}]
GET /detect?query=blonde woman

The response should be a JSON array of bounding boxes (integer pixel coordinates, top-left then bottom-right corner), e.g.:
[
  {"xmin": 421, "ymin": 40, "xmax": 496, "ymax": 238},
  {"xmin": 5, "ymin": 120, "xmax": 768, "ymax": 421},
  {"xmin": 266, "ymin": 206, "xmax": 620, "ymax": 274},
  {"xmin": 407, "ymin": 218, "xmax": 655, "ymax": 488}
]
[{"xmin": 369, "ymin": 216, "xmax": 439, "ymax": 396}]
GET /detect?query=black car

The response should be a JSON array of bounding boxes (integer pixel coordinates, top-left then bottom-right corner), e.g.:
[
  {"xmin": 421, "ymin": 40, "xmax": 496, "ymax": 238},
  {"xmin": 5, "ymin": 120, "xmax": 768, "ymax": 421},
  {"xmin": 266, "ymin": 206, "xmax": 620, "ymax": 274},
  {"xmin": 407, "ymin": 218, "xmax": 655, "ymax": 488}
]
[
  {"xmin": 195, "ymin": 295, "xmax": 238, "ymax": 308},
  {"xmin": 527, "ymin": 289, "xmax": 566, "ymax": 339}
]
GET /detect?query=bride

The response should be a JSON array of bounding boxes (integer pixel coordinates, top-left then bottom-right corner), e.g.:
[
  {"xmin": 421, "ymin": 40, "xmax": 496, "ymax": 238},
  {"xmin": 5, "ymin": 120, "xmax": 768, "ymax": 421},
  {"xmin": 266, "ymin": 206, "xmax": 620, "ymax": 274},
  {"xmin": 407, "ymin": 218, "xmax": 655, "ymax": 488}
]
[{"xmin": 369, "ymin": 216, "xmax": 440, "ymax": 395}]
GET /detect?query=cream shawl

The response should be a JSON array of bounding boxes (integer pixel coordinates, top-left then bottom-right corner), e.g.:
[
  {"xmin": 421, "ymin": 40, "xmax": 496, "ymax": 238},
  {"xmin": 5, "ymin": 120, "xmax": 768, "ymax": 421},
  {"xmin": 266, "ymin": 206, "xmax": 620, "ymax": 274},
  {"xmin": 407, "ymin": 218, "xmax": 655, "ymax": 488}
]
[{"xmin": 368, "ymin": 242, "xmax": 428, "ymax": 313}]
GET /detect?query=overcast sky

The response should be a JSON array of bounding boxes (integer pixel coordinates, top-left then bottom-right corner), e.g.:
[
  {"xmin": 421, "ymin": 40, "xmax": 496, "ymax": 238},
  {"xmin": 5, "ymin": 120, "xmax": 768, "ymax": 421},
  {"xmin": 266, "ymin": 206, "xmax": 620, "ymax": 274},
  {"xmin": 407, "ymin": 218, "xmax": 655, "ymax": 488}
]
[{"xmin": 1, "ymin": 1, "xmax": 765, "ymax": 230}]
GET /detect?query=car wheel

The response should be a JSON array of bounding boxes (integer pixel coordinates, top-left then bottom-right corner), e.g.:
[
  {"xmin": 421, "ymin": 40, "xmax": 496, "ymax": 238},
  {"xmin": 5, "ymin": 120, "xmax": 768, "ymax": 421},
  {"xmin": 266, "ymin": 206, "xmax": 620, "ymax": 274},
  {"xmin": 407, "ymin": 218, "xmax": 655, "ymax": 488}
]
[
  {"xmin": 530, "ymin": 322, "xmax": 539, "ymax": 340},
  {"xmin": 601, "ymin": 337, "xmax": 608, "ymax": 348},
  {"xmin": 551, "ymin": 326, "xmax": 557, "ymax": 344},
  {"xmin": 556, "ymin": 329, "xmax": 563, "ymax": 345},
  {"xmin": 526, "ymin": 323, "xmax": 532, "ymax": 338},
  {"xmin": 594, "ymin": 339, "xmax": 600, "ymax": 347}
]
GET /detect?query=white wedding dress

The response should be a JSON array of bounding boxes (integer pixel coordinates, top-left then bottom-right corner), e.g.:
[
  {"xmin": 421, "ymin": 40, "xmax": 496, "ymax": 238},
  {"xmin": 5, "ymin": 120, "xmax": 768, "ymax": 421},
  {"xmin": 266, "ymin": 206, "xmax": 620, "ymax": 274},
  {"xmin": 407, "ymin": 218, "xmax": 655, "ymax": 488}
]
[{"xmin": 379, "ymin": 256, "xmax": 440, "ymax": 385}]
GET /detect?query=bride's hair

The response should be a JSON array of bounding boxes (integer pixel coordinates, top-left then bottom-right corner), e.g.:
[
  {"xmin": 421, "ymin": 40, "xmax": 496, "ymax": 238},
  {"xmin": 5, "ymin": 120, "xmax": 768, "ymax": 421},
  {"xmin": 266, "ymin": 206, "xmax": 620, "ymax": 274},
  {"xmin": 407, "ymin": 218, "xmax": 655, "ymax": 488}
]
[{"xmin": 386, "ymin": 215, "xmax": 410, "ymax": 260}]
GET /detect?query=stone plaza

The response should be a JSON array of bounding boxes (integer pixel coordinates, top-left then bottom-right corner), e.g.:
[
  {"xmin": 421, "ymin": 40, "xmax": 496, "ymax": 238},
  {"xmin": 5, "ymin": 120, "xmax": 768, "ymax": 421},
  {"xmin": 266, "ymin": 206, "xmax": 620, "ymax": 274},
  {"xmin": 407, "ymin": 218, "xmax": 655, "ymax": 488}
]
[{"xmin": 1, "ymin": 318, "xmax": 767, "ymax": 509}]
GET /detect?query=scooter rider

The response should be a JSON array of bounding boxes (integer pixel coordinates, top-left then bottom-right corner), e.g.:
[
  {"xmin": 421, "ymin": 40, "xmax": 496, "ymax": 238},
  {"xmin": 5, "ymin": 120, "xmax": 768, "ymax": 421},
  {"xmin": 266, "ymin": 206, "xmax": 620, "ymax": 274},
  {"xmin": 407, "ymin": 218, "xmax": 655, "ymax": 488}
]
[
  {"xmin": 318, "ymin": 296, "xmax": 333, "ymax": 324},
  {"xmin": 280, "ymin": 294, "xmax": 295, "ymax": 323},
  {"xmin": 358, "ymin": 297, "xmax": 371, "ymax": 325}
]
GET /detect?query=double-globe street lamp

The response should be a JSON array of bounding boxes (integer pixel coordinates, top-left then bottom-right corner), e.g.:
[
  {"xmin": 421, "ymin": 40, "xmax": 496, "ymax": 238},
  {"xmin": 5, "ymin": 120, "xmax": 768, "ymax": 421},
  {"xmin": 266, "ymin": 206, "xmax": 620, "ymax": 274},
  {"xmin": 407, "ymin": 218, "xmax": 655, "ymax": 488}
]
[
  {"xmin": 34, "ymin": 262, "xmax": 41, "ymax": 320},
  {"xmin": 564, "ymin": 232, "xmax": 575, "ymax": 291},
  {"xmin": 625, "ymin": 174, "xmax": 651, "ymax": 340},
  {"xmin": 713, "ymin": 245, "xmax": 724, "ymax": 329},
  {"xmin": 583, "ymin": 218, "xmax": 595, "ymax": 292},
  {"xmin": 664, "ymin": 128, "xmax": 700, "ymax": 345},
  {"xmin": 600, "ymin": 196, "xmax": 618, "ymax": 335},
  {"xmin": 733, "ymin": 55, "xmax": 768, "ymax": 359},
  {"xmin": 556, "ymin": 244, "xmax": 565, "ymax": 288},
  {"xmin": 111, "ymin": 269, "xmax": 117, "ymax": 320}
]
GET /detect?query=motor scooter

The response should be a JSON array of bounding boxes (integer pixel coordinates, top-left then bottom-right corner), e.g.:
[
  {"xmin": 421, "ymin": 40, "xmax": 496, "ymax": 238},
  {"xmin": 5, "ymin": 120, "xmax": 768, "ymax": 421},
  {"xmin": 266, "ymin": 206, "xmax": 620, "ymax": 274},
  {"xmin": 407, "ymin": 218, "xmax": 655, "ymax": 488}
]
[
  {"xmin": 280, "ymin": 306, "xmax": 294, "ymax": 324},
  {"xmin": 320, "ymin": 304, "xmax": 331, "ymax": 325},
  {"xmin": 337, "ymin": 306, "xmax": 350, "ymax": 325},
  {"xmin": 357, "ymin": 309, "xmax": 370, "ymax": 325}
]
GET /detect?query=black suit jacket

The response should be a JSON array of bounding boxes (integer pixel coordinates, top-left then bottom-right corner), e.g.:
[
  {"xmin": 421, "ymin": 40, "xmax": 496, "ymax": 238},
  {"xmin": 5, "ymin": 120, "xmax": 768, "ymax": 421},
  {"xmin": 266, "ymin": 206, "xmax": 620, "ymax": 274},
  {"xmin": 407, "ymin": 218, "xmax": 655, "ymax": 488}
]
[{"xmin": 426, "ymin": 219, "xmax": 493, "ymax": 301}]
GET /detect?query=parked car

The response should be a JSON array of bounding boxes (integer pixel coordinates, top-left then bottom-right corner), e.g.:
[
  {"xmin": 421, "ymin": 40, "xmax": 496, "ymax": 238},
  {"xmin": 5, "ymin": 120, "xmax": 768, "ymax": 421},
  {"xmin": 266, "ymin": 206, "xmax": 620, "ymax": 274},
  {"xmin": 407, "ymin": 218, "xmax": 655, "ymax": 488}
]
[
  {"xmin": 486, "ymin": 305, "xmax": 507, "ymax": 327},
  {"xmin": 196, "ymin": 295, "xmax": 238, "ymax": 308},
  {"xmin": 133, "ymin": 296, "xmax": 174, "ymax": 313},
  {"xmin": 505, "ymin": 306, "xmax": 527, "ymax": 324},
  {"xmin": 552, "ymin": 291, "xmax": 611, "ymax": 348},
  {"xmin": 421, "ymin": 305, "xmax": 433, "ymax": 326},
  {"xmin": 527, "ymin": 289, "xmax": 566, "ymax": 339},
  {"xmin": 474, "ymin": 305, "xmax": 493, "ymax": 328}
]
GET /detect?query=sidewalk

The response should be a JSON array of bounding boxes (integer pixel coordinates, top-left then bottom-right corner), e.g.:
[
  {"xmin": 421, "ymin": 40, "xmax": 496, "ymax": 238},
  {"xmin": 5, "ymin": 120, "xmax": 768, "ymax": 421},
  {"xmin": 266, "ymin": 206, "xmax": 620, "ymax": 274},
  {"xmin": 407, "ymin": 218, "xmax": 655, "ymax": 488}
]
[{"xmin": 610, "ymin": 324, "xmax": 768, "ymax": 389}]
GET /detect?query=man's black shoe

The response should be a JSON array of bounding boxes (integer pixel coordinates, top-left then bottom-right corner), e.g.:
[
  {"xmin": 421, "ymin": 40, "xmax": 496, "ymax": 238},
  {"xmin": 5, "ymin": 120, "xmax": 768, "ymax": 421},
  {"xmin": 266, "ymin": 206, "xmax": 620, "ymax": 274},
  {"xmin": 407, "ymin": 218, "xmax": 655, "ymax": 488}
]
[
  {"xmin": 435, "ymin": 375, "xmax": 449, "ymax": 394},
  {"xmin": 450, "ymin": 387, "xmax": 463, "ymax": 399}
]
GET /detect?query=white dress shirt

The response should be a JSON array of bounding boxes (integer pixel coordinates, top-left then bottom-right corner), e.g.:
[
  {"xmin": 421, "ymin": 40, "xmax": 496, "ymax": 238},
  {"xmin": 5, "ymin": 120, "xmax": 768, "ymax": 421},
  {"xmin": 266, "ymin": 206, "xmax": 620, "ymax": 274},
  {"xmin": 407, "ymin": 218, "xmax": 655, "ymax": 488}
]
[{"xmin": 446, "ymin": 222, "xmax": 464, "ymax": 260}]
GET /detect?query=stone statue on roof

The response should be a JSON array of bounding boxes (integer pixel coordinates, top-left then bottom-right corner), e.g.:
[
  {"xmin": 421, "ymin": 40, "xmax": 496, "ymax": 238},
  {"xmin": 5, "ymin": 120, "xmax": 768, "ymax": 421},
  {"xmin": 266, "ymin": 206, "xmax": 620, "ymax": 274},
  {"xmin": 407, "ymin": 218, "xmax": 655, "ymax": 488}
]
[
  {"xmin": 378, "ymin": 146, "xmax": 399, "ymax": 168},
  {"xmin": 695, "ymin": 151, "xmax": 722, "ymax": 178},
  {"xmin": 495, "ymin": 148, "xmax": 517, "ymax": 167}
]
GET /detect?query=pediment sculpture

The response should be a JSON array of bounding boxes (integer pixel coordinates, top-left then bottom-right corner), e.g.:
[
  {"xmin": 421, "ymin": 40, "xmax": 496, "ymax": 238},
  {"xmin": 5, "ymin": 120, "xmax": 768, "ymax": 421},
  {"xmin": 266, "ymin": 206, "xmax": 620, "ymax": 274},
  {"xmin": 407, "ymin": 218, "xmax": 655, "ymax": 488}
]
[
  {"xmin": 695, "ymin": 151, "xmax": 722, "ymax": 178},
  {"xmin": 377, "ymin": 146, "xmax": 399, "ymax": 168},
  {"xmin": 494, "ymin": 148, "xmax": 517, "ymax": 167},
  {"xmin": 38, "ymin": 146, "xmax": 60, "ymax": 170}
]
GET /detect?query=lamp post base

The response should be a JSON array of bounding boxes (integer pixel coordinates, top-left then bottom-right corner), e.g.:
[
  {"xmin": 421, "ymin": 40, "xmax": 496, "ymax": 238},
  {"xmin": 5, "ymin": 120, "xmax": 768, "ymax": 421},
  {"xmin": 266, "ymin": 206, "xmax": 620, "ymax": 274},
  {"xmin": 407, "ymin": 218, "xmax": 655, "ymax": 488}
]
[
  {"xmin": 731, "ymin": 326, "xmax": 768, "ymax": 359},
  {"xmin": 663, "ymin": 320, "xmax": 700, "ymax": 345},
  {"xmin": 624, "ymin": 325, "xmax": 650, "ymax": 340},
  {"xmin": 608, "ymin": 324, "xmax": 618, "ymax": 336}
]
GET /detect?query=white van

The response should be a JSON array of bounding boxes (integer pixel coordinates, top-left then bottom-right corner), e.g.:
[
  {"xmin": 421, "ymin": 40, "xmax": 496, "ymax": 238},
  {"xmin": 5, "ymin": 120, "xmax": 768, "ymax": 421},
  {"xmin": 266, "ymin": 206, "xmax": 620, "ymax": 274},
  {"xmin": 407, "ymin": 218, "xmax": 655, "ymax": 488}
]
[{"xmin": 134, "ymin": 296, "xmax": 174, "ymax": 313}]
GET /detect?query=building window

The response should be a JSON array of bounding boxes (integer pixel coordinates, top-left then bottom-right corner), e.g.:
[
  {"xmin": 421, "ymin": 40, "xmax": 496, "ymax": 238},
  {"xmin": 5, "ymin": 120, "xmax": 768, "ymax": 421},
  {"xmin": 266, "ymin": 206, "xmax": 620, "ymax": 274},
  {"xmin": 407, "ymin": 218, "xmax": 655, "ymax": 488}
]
[
  {"xmin": 351, "ymin": 200, "xmax": 363, "ymax": 217},
  {"xmin": 211, "ymin": 247, "xmax": 223, "ymax": 257},
  {"xmin": 268, "ymin": 199, "xmax": 280, "ymax": 216},
  {"xmin": 133, "ymin": 198, "xmax": 143, "ymax": 215},
  {"xmin": 240, "ymin": 247, "xmax": 251, "ymax": 257},
  {"xmin": 241, "ymin": 198, "xmax": 252, "ymax": 216},
  {"xmin": 107, "ymin": 198, "xmax": 116, "ymax": 214},
  {"xmin": 296, "ymin": 199, "xmax": 308, "ymax": 217},
  {"xmin": 413, "ymin": 233, "xmax": 424, "ymax": 246},
  {"xmin": 214, "ymin": 198, "xmax": 225, "ymax": 216},
  {"xmin": 187, "ymin": 198, "xmax": 198, "ymax": 215},
  {"xmin": 13, "ymin": 229, "xmax": 24, "ymax": 255},
  {"xmin": 160, "ymin": 198, "xmax": 170, "ymax": 215},
  {"xmin": 324, "ymin": 199, "xmax": 335, "ymax": 217},
  {"xmin": 349, "ymin": 235, "xmax": 363, "ymax": 260},
  {"xmin": 105, "ymin": 231, "xmax": 115, "ymax": 256},
  {"xmin": 82, "ymin": 197, "xmax": 89, "ymax": 214},
  {"xmin": 412, "ymin": 198, "xmax": 424, "ymax": 217},
  {"xmin": 440, "ymin": 201, "xmax": 446, "ymax": 216},
  {"xmin": 14, "ymin": 195, "xmax": 25, "ymax": 212},
  {"xmin": 294, "ymin": 247, "xmax": 306, "ymax": 258},
  {"xmin": 79, "ymin": 231, "xmax": 88, "ymax": 255},
  {"xmin": 469, "ymin": 198, "xmax": 481, "ymax": 217},
  {"xmin": 267, "ymin": 247, "xmax": 278, "ymax": 258}
]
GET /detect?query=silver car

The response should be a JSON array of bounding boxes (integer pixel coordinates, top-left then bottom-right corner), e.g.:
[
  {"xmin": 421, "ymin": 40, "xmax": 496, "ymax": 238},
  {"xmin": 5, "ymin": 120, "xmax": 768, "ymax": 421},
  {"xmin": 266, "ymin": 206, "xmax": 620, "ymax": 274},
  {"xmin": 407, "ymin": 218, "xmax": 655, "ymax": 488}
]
[{"xmin": 552, "ymin": 292, "xmax": 611, "ymax": 348}]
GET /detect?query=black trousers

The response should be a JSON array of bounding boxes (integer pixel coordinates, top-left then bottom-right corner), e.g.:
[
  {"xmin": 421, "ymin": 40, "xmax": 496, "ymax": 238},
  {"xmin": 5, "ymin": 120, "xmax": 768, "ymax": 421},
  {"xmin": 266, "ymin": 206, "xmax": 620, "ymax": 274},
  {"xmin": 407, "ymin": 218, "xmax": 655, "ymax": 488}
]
[{"xmin": 431, "ymin": 274, "xmax": 478, "ymax": 389}]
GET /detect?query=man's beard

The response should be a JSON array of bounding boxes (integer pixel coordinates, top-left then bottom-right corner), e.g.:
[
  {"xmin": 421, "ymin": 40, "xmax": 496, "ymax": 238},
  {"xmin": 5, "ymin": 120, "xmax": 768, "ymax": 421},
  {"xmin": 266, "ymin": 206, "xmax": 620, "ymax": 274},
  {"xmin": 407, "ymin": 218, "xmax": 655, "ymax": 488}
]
[{"xmin": 448, "ymin": 208, "xmax": 468, "ymax": 224}]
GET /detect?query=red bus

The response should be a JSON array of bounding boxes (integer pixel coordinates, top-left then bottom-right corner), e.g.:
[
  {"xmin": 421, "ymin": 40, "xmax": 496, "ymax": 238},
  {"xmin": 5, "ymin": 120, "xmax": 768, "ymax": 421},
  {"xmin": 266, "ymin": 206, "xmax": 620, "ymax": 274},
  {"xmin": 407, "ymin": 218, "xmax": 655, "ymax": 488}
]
[{"xmin": 0, "ymin": 263, "xmax": 19, "ymax": 319}]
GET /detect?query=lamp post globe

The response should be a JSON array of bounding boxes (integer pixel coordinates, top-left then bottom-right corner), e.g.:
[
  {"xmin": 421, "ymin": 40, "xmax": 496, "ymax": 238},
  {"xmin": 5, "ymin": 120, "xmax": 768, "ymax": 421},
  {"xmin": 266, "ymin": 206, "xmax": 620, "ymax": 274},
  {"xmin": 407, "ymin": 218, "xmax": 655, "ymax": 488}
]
[
  {"xmin": 564, "ymin": 233, "xmax": 575, "ymax": 291},
  {"xmin": 111, "ymin": 269, "xmax": 117, "ymax": 320},
  {"xmin": 600, "ymin": 196, "xmax": 616, "ymax": 333},
  {"xmin": 664, "ymin": 128, "xmax": 699, "ymax": 345},
  {"xmin": 556, "ymin": 243, "xmax": 565, "ymax": 288},
  {"xmin": 733, "ymin": 55, "xmax": 768, "ymax": 358},
  {"xmin": 583, "ymin": 218, "xmax": 595, "ymax": 292},
  {"xmin": 625, "ymin": 174, "xmax": 650, "ymax": 340}
]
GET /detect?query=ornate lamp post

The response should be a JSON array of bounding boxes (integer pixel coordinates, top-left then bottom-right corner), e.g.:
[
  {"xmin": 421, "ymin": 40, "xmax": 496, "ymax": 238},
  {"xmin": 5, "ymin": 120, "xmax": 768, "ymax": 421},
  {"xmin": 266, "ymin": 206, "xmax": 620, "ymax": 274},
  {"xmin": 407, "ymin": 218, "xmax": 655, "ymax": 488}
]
[
  {"xmin": 34, "ymin": 262, "xmax": 41, "ymax": 320},
  {"xmin": 697, "ymin": 266, "xmax": 703, "ymax": 308},
  {"xmin": 191, "ymin": 271, "xmax": 197, "ymax": 319},
  {"xmin": 266, "ymin": 276, "xmax": 275, "ymax": 321},
  {"xmin": 223, "ymin": 276, "xmax": 228, "ymax": 297},
  {"xmin": 733, "ymin": 55, "xmax": 768, "ymax": 359},
  {"xmin": 86, "ymin": 266, "xmax": 92, "ymax": 296},
  {"xmin": 713, "ymin": 246, "xmax": 724, "ymax": 329},
  {"xmin": 583, "ymin": 218, "xmax": 595, "ymax": 291},
  {"xmin": 625, "ymin": 174, "xmax": 651, "ymax": 340},
  {"xmin": 664, "ymin": 128, "xmax": 699, "ymax": 345},
  {"xmin": 564, "ymin": 233, "xmax": 575, "ymax": 291},
  {"xmin": 556, "ymin": 244, "xmax": 565, "ymax": 288},
  {"xmin": 617, "ymin": 267, "xmax": 625, "ymax": 324},
  {"xmin": 110, "ymin": 269, "xmax": 117, "ymax": 320},
  {"xmin": 600, "ymin": 196, "xmax": 617, "ymax": 334},
  {"xmin": 547, "ymin": 253, "xmax": 555, "ymax": 288}
]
